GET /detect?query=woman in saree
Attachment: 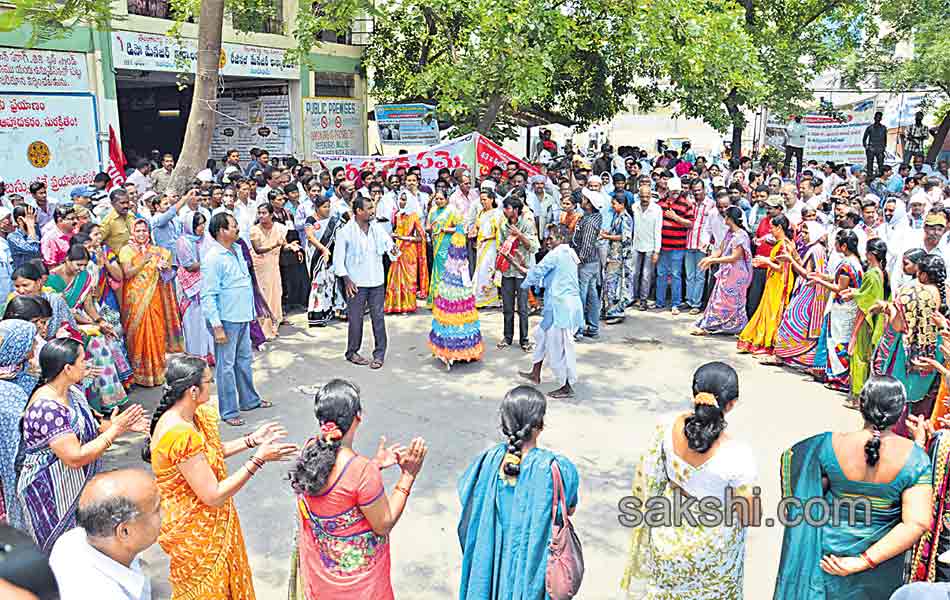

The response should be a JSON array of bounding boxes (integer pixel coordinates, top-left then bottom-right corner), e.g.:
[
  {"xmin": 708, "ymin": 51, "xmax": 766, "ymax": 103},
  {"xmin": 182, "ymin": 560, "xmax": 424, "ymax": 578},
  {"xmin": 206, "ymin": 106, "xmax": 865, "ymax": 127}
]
[
  {"xmin": 426, "ymin": 191, "xmax": 461, "ymax": 307},
  {"xmin": 47, "ymin": 244, "xmax": 131, "ymax": 412},
  {"xmin": 305, "ymin": 196, "xmax": 344, "ymax": 327},
  {"xmin": 18, "ymin": 337, "xmax": 147, "ymax": 552},
  {"xmin": 473, "ymin": 189, "xmax": 504, "ymax": 309},
  {"xmin": 118, "ymin": 219, "xmax": 185, "ymax": 387},
  {"xmin": 692, "ymin": 207, "xmax": 753, "ymax": 336},
  {"xmin": 737, "ymin": 215, "xmax": 795, "ymax": 355},
  {"xmin": 838, "ymin": 238, "xmax": 889, "ymax": 405},
  {"xmin": 176, "ymin": 212, "xmax": 215, "ymax": 364},
  {"xmin": 288, "ymin": 379, "xmax": 427, "ymax": 600},
  {"xmin": 771, "ymin": 220, "xmax": 830, "ymax": 367},
  {"xmin": 905, "ymin": 392, "xmax": 950, "ymax": 584},
  {"xmin": 0, "ymin": 319, "xmax": 38, "ymax": 529},
  {"xmin": 621, "ymin": 362, "xmax": 757, "ymax": 599},
  {"xmin": 145, "ymin": 354, "xmax": 297, "ymax": 600},
  {"xmin": 11, "ymin": 262, "xmax": 76, "ymax": 338},
  {"xmin": 872, "ymin": 254, "xmax": 946, "ymax": 437},
  {"xmin": 236, "ymin": 236, "xmax": 274, "ymax": 351},
  {"xmin": 809, "ymin": 229, "xmax": 864, "ymax": 391},
  {"xmin": 384, "ymin": 193, "xmax": 428, "ymax": 314},
  {"xmin": 251, "ymin": 203, "xmax": 300, "ymax": 339},
  {"xmin": 78, "ymin": 222, "xmax": 123, "ymax": 315},
  {"xmin": 603, "ymin": 192, "xmax": 635, "ymax": 323},
  {"xmin": 773, "ymin": 376, "xmax": 932, "ymax": 599},
  {"xmin": 271, "ymin": 189, "xmax": 310, "ymax": 311},
  {"xmin": 458, "ymin": 385, "xmax": 579, "ymax": 600}
]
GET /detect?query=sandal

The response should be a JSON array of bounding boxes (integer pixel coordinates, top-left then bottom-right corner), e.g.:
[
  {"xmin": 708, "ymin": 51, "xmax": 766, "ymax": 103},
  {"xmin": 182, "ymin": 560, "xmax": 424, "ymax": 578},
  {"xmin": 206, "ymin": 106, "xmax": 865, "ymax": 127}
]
[
  {"xmin": 347, "ymin": 354, "xmax": 371, "ymax": 366},
  {"xmin": 548, "ymin": 389, "xmax": 575, "ymax": 399},
  {"xmin": 224, "ymin": 417, "xmax": 246, "ymax": 427},
  {"xmin": 370, "ymin": 360, "xmax": 384, "ymax": 370},
  {"xmin": 496, "ymin": 341, "xmax": 512, "ymax": 349}
]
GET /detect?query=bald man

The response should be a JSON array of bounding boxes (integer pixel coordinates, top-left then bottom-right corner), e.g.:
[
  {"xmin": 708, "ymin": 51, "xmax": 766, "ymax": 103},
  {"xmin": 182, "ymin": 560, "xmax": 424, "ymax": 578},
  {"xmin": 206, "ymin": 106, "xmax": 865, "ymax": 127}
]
[{"xmin": 49, "ymin": 469, "xmax": 160, "ymax": 600}]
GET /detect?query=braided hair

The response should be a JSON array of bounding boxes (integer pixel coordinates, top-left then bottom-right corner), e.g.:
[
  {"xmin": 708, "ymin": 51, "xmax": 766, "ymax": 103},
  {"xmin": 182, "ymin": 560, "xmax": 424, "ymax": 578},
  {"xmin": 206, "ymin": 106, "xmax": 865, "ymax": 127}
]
[
  {"xmin": 499, "ymin": 385, "xmax": 546, "ymax": 478},
  {"xmin": 290, "ymin": 379, "xmax": 361, "ymax": 495},
  {"xmin": 684, "ymin": 362, "xmax": 739, "ymax": 453},
  {"xmin": 858, "ymin": 376, "xmax": 906, "ymax": 466},
  {"xmin": 141, "ymin": 354, "xmax": 207, "ymax": 463},
  {"xmin": 865, "ymin": 238, "xmax": 890, "ymax": 298},
  {"xmin": 918, "ymin": 254, "xmax": 948, "ymax": 316}
]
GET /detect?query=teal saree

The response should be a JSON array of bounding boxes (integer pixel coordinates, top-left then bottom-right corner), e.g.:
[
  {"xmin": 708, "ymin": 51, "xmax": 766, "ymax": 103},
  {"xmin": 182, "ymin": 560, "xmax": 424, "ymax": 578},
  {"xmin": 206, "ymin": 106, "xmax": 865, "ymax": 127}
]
[{"xmin": 775, "ymin": 432, "xmax": 931, "ymax": 599}]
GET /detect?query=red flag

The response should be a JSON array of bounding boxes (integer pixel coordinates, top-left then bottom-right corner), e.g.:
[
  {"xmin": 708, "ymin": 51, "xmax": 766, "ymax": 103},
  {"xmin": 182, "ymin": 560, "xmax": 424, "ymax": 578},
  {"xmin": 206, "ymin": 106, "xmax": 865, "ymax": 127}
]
[{"xmin": 107, "ymin": 125, "xmax": 127, "ymax": 190}]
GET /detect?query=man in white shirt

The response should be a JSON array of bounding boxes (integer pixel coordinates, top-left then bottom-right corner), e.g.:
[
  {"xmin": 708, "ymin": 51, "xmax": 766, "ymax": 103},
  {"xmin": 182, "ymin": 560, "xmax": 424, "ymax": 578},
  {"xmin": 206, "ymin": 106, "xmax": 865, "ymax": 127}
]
[
  {"xmin": 256, "ymin": 167, "xmax": 281, "ymax": 206},
  {"xmin": 125, "ymin": 159, "xmax": 153, "ymax": 197},
  {"xmin": 630, "ymin": 181, "xmax": 663, "ymax": 310},
  {"xmin": 334, "ymin": 195, "xmax": 396, "ymax": 369},
  {"xmin": 783, "ymin": 115, "xmax": 808, "ymax": 177},
  {"xmin": 50, "ymin": 469, "xmax": 160, "ymax": 600},
  {"xmin": 448, "ymin": 173, "xmax": 479, "ymax": 230}
]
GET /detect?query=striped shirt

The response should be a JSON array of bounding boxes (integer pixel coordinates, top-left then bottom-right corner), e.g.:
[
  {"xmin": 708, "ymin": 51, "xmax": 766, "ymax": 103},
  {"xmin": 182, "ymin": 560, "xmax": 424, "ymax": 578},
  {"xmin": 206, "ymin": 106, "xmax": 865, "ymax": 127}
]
[
  {"xmin": 571, "ymin": 211, "xmax": 602, "ymax": 264},
  {"xmin": 686, "ymin": 196, "xmax": 716, "ymax": 251},
  {"xmin": 659, "ymin": 193, "xmax": 694, "ymax": 250}
]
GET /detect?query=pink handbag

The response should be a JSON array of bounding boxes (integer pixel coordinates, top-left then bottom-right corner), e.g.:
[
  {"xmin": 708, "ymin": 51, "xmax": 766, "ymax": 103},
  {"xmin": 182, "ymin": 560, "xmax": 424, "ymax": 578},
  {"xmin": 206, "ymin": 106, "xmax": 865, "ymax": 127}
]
[{"xmin": 546, "ymin": 461, "xmax": 584, "ymax": 599}]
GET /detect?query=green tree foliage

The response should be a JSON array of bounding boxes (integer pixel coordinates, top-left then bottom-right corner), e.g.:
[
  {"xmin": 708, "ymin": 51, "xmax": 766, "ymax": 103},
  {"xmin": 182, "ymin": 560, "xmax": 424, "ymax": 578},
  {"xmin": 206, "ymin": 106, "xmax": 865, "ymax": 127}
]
[
  {"xmin": 845, "ymin": 0, "xmax": 950, "ymax": 162},
  {"xmin": 363, "ymin": 0, "xmax": 658, "ymax": 140},
  {"xmin": 653, "ymin": 0, "xmax": 864, "ymax": 157}
]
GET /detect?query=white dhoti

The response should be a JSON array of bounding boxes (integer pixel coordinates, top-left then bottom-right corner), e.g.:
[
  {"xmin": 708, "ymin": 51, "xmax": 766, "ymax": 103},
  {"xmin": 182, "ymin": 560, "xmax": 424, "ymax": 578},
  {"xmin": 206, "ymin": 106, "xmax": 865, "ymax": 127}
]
[{"xmin": 532, "ymin": 324, "xmax": 577, "ymax": 385}]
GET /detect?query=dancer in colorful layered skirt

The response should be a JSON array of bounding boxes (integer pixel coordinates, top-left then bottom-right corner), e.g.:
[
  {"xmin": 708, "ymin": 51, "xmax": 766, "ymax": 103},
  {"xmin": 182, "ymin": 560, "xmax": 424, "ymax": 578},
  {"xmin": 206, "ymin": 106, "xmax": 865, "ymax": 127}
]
[
  {"xmin": 737, "ymin": 215, "xmax": 795, "ymax": 355},
  {"xmin": 426, "ymin": 191, "xmax": 462, "ymax": 307},
  {"xmin": 473, "ymin": 190, "xmax": 503, "ymax": 308},
  {"xmin": 517, "ymin": 225, "xmax": 585, "ymax": 399},
  {"xmin": 692, "ymin": 207, "xmax": 752, "ymax": 336},
  {"xmin": 810, "ymin": 229, "xmax": 863, "ymax": 390},
  {"xmin": 772, "ymin": 221, "xmax": 829, "ymax": 367},
  {"xmin": 428, "ymin": 218, "xmax": 483, "ymax": 370},
  {"xmin": 118, "ymin": 219, "xmax": 185, "ymax": 387},
  {"xmin": 874, "ymin": 253, "xmax": 945, "ymax": 437},
  {"xmin": 384, "ymin": 195, "xmax": 428, "ymax": 314}
]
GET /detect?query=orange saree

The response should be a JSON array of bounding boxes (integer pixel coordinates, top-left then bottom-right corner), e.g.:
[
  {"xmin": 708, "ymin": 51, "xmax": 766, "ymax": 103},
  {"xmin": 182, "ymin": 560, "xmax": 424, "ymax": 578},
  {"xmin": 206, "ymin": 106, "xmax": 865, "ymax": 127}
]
[
  {"xmin": 384, "ymin": 212, "xmax": 428, "ymax": 313},
  {"xmin": 118, "ymin": 243, "xmax": 184, "ymax": 386},
  {"xmin": 152, "ymin": 404, "xmax": 256, "ymax": 600}
]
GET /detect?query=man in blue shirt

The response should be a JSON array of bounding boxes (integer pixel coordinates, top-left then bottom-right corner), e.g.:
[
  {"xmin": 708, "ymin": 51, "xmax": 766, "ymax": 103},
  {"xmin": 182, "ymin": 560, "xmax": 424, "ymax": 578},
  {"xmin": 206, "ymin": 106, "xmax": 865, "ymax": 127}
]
[
  {"xmin": 516, "ymin": 224, "xmax": 584, "ymax": 398},
  {"xmin": 201, "ymin": 212, "xmax": 269, "ymax": 426}
]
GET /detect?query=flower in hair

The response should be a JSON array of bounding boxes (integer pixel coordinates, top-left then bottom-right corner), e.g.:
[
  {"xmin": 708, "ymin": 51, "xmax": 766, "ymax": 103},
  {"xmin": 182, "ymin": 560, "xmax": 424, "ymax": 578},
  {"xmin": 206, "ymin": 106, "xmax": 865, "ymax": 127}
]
[
  {"xmin": 694, "ymin": 392, "xmax": 718, "ymax": 407},
  {"xmin": 320, "ymin": 421, "xmax": 343, "ymax": 442}
]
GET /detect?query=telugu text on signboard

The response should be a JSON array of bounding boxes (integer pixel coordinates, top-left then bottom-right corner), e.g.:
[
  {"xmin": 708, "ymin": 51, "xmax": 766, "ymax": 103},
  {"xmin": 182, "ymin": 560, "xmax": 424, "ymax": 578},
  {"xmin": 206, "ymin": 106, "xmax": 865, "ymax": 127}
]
[
  {"xmin": 110, "ymin": 31, "xmax": 299, "ymax": 80},
  {"xmin": 303, "ymin": 97, "xmax": 365, "ymax": 158},
  {"xmin": 0, "ymin": 48, "xmax": 89, "ymax": 93},
  {"xmin": 0, "ymin": 92, "xmax": 100, "ymax": 195}
]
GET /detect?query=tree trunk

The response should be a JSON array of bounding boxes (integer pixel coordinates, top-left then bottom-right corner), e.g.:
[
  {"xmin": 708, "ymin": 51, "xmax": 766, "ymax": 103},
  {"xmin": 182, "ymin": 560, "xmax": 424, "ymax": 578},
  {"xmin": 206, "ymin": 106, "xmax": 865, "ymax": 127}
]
[
  {"xmin": 926, "ymin": 112, "xmax": 949, "ymax": 165},
  {"xmin": 168, "ymin": 0, "xmax": 225, "ymax": 195},
  {"xmin": 476, "ymin": 94, "xmax": 505, "ymax": 135},
  {"xmin": 725, "ymin": 91, "xmax": 745, "ymax": 160}
]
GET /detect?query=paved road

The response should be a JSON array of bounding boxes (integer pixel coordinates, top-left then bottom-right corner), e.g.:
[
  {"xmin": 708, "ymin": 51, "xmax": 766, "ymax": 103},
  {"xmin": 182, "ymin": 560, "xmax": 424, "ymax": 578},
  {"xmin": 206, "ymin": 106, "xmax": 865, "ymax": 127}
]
[{"xmin": 105, "ymin": 307, "xmax": 855, "ymax": 599}]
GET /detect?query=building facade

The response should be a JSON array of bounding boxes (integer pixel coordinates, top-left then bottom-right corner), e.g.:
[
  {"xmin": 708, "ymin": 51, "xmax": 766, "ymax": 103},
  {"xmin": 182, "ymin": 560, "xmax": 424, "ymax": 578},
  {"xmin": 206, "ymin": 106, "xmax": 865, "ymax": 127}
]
[{"xmin": 0, "ymin": 0, "xmax": 368, "ymax": 193}]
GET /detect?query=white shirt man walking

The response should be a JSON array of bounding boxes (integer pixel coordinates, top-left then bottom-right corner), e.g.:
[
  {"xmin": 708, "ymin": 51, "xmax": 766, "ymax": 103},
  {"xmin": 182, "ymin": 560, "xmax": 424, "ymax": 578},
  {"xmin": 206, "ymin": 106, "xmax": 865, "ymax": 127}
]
[{"xmin": 334, "ymin": 195, "xmax": 396, "ymax": 369}]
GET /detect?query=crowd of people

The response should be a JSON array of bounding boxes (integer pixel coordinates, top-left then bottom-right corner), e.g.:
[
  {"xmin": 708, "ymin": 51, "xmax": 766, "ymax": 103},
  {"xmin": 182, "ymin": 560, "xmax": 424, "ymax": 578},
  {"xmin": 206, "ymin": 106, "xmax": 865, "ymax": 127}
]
[{"xmin": 0, "ymin": 134, "xmax": 949, "ymax": 599}]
